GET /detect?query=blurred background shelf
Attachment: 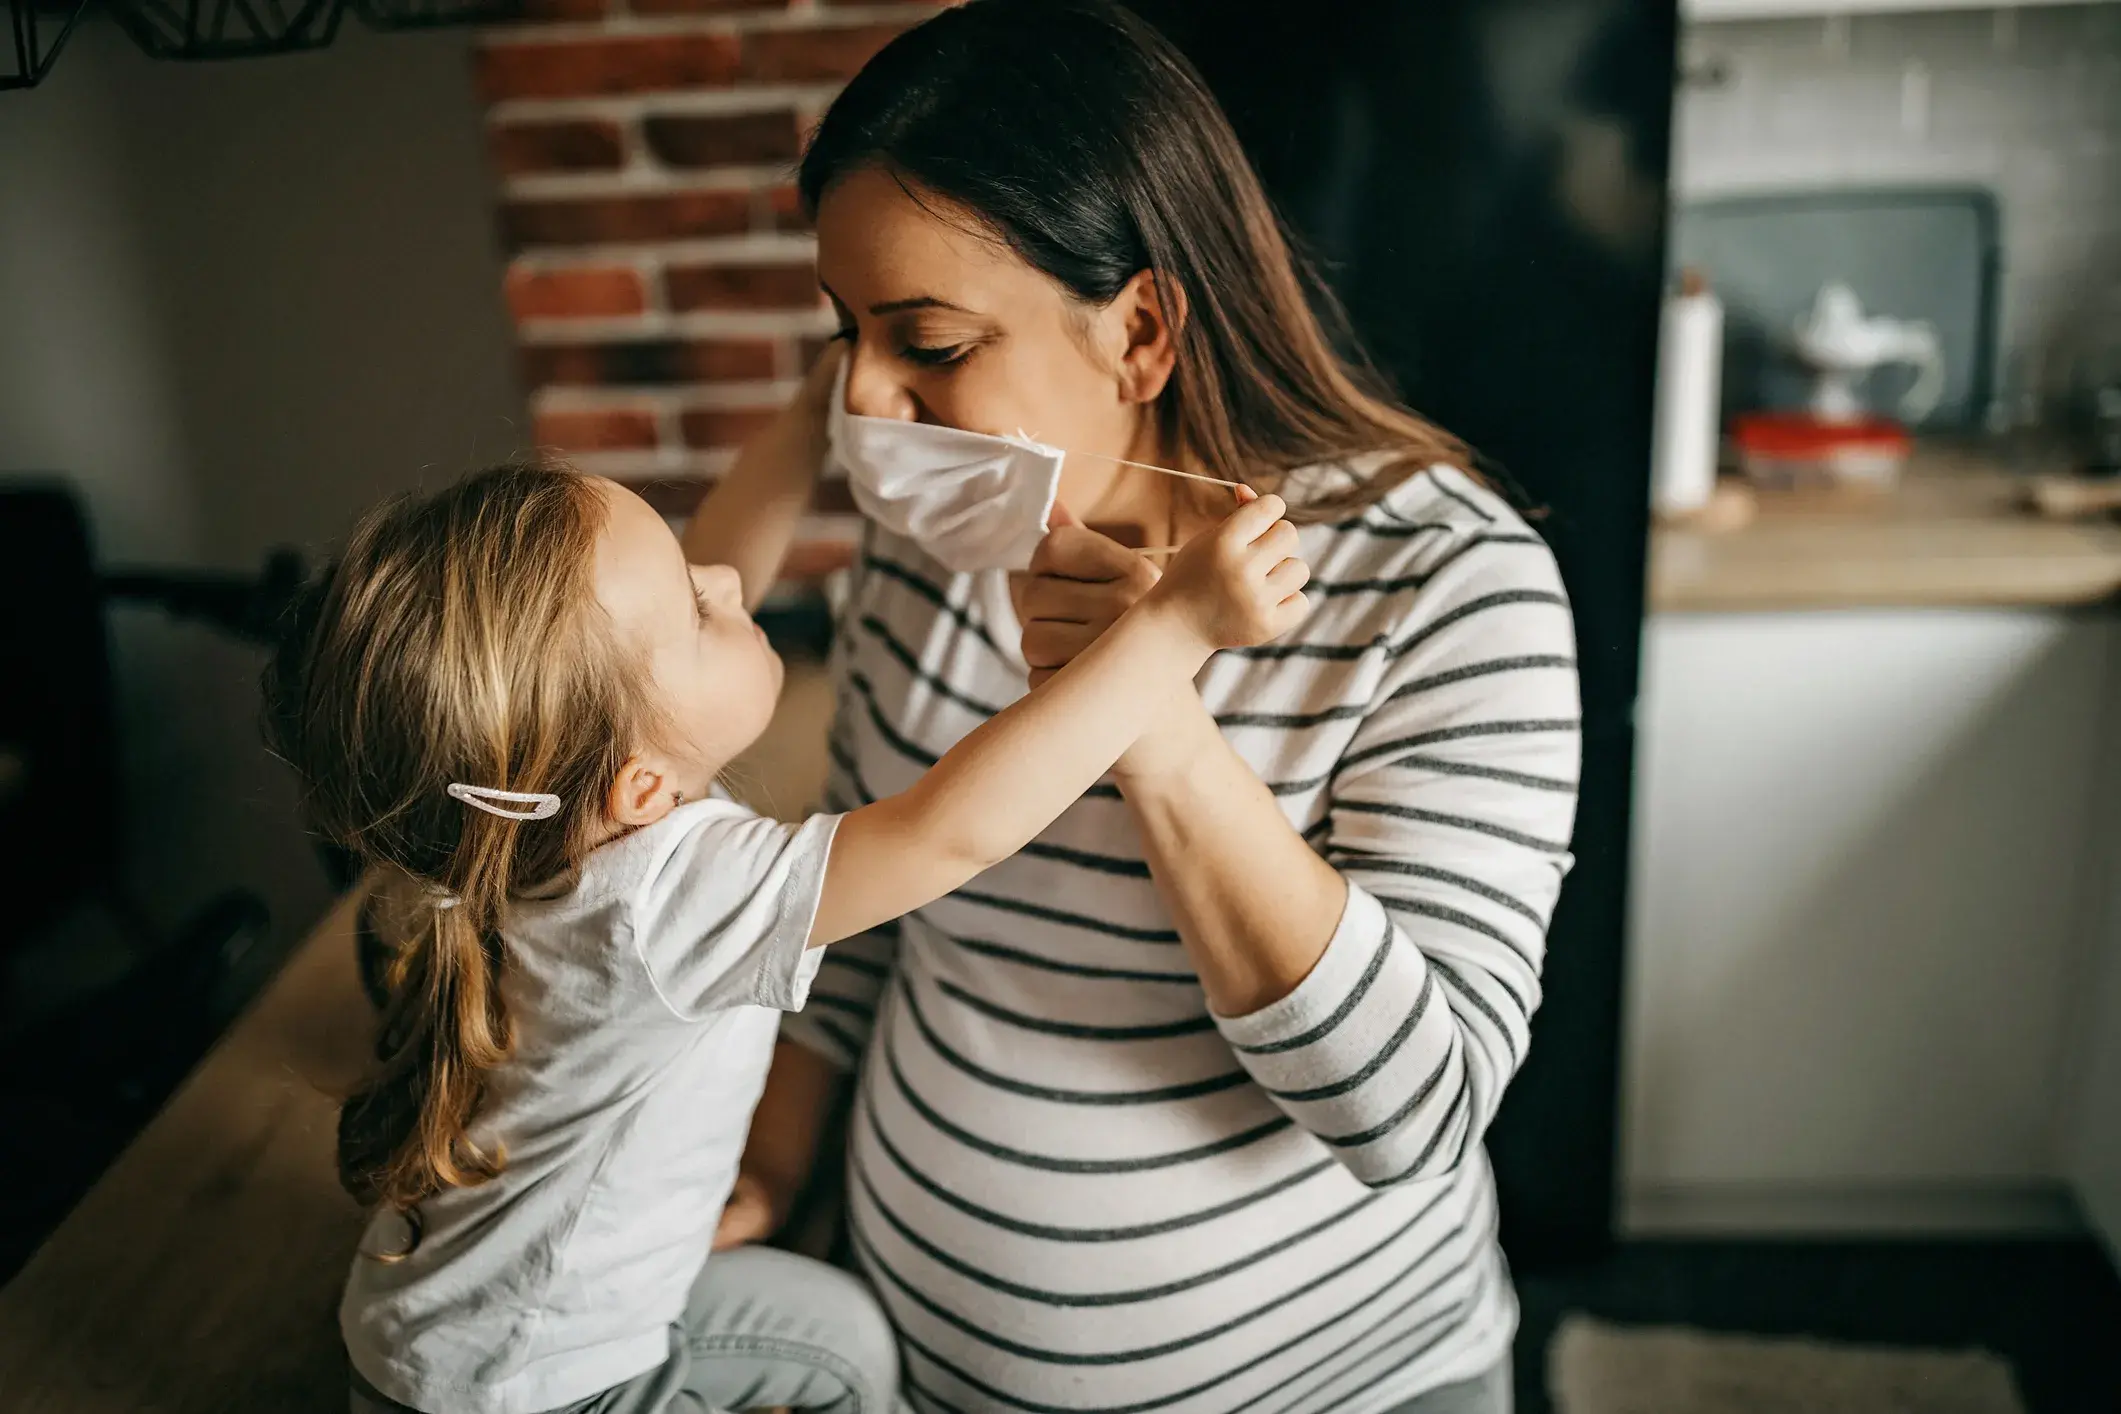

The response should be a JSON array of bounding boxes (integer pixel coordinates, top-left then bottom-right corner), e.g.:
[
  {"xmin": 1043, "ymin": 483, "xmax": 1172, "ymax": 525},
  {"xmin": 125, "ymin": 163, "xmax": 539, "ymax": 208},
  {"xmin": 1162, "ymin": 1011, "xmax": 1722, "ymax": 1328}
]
[{"xmin": 1685, "ymin": 0, "xmax": 2116, "ymax": 22}]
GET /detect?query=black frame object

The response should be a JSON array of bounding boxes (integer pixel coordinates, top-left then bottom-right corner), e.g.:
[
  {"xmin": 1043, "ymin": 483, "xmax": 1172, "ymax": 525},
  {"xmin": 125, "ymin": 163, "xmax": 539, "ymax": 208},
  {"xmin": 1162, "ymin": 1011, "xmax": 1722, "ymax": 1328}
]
[
  {"xmin": 1, "ymin": 0, "xmax": 518, "ymax": 87},
  {"xmin": 110, "ymin": 0, "xmax": 345, "ymax": 61},
  {"xmin": 4, "ymin": 0, "xmax": 89, "ymax": 89},
  {"xmin": 1126, "ymin": 0, "xmax": 1677, "ymax": 1265}
]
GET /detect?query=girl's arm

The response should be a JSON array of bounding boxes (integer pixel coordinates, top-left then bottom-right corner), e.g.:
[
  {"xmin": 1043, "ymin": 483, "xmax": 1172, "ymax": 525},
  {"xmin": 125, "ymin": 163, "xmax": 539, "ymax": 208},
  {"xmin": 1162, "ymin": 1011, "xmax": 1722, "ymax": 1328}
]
[
  {"xmin": 806, "ymin": 493, "xmax": 1308, "ymax": 948},
  {"xmin": 680, "ymin": 346, "xmax": 841, "ymax": 610}
]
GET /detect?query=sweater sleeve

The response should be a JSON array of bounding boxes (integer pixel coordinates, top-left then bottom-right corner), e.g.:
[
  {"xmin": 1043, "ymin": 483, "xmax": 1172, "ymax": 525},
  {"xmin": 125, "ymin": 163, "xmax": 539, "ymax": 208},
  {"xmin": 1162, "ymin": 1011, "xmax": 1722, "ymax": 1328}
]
[{"xmin": 1212, "ymin": 537, "xmax": 1581, "ymax": 1186}]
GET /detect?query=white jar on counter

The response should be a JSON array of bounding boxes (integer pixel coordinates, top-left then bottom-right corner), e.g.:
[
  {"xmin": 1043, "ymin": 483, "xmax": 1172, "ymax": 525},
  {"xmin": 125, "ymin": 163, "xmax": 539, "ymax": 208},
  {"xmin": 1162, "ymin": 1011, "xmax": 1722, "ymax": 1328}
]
[{"xmin": 1651, "ymin": 268, "xmax": 1724, "ymax": 516}]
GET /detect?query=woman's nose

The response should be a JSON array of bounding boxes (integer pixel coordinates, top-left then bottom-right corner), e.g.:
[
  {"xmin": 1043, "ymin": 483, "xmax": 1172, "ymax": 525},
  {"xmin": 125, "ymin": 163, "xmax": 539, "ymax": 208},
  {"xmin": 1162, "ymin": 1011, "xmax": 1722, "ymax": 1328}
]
[{"xmin": 844, "ymin": 344, "xmax": 917, "ymax": 421}]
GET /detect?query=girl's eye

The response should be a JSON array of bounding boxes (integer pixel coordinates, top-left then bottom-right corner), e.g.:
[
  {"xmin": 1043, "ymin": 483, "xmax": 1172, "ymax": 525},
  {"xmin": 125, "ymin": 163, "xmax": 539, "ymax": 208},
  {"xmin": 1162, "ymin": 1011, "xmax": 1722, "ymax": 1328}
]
[
  {"xmin": 902, "ymin": 342, "xmax": 972, "ymax": 369},
  {"xmin": 694, "ymin": 586, "xmax": 713, "ymax": 623}
]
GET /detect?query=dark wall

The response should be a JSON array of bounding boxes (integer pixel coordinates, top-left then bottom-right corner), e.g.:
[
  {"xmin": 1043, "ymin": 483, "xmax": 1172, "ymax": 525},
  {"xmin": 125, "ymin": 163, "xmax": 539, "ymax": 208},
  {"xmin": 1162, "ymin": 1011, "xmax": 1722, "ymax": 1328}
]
[{"xmin": 1128, "ymin": 0, "xmax": 1678, "ymax": 1263}]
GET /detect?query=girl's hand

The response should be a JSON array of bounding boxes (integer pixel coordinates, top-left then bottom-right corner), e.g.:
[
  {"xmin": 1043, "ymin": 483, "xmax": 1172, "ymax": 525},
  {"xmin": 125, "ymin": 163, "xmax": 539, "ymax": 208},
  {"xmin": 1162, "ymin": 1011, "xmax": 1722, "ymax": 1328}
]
[
  {"xmin": 1014, "ymin": 504, "xmax": 1164, "ymax": 690},
  {"xmin": 1140, "ymin": 493, "xmax": 1310, "ymax": 653}
]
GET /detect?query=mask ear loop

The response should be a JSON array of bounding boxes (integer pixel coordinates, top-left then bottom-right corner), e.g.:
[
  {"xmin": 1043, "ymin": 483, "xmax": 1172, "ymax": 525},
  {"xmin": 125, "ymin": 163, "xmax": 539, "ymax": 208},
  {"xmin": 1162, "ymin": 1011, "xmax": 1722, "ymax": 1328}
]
[{"xmin": 1044, "ymin": 445, "xmax": 1253, "ymax": 557}]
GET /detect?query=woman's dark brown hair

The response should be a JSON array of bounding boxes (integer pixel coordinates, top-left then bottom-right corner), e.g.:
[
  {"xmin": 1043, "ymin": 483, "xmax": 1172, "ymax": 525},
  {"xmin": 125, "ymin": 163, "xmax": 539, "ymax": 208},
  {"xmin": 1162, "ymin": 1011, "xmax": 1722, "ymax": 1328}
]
[
  {"xmin": 263, "ymin": 465, "xmax": 658, "ymax": 1219},
  {"xmin": 799, "ymin": 0, "xmax": 1466, "ymax": 520}
]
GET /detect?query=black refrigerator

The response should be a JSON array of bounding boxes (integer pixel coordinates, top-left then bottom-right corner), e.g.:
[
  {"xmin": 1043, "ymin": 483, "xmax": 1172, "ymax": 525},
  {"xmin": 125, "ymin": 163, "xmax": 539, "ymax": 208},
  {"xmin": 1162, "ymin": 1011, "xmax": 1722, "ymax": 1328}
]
[{"xmin": 1127, "ymin": 0, "xmax": 1677, "ymax": 1265}]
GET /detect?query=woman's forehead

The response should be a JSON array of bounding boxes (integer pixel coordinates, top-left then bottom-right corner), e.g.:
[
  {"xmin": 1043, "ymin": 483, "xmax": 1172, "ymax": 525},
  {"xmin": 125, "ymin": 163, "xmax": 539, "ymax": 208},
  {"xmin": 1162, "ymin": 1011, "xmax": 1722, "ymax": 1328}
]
[{"xmin": 815, "ymin": 168, "xmax": 1036, "ymax": 309}]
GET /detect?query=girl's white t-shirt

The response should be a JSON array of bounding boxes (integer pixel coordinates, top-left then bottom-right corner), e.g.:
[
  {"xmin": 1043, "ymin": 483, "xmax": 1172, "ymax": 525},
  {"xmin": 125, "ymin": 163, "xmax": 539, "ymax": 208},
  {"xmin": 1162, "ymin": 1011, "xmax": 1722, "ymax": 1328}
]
[{"xmin": 341, "ymin": 797, "xmax": 842, "ymax": 1414}]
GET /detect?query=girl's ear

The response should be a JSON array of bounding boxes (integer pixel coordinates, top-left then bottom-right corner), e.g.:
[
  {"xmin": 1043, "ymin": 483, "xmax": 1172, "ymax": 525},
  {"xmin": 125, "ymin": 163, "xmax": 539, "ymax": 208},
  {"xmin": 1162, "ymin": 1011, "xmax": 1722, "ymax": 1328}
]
[
  {"xmin": 1112, "ymin": 269, "xmax": 1182, "ymax": 406},
  {"xmin": 608, "ymin": 754, "xmax": 675, "ymax": 828}
]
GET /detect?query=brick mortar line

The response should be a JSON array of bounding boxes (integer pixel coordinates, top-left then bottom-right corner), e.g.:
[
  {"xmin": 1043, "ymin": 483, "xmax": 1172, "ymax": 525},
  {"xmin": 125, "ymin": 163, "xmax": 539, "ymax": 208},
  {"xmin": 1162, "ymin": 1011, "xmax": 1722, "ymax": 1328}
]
[
  {"xmin": 532, "ymin": 380, "xmax": 803, "ymax": 410},
  {"xmin": 501, "ymin": 166, "xmax": 798, "ymax": 200},
  {"xmin": 653, "ymin": 402, "xmax": 687, "ymax": 454},
  {"xmin": 569, "ymin": 446, "xmax": 740, "ymax": 476},
  {"xmin": 505, "ymin": 232, "xmax": 818, "ymax": 265},
  {"xmin": 516, "ymin": 309, "xmax": 835, "ymax": 340},
  {"xmin": 486, "ymin": 85, "xmax": 840, "ymax": 123}
]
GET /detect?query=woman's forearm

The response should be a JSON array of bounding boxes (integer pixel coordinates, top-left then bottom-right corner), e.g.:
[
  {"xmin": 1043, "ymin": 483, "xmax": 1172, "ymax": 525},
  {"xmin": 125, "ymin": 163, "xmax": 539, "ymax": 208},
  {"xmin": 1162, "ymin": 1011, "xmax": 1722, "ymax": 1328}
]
[
  {"xmin": 680, "ymin": 418, "xmax": 825, "ymax": 610},
  {"xmin": 681, "ymin": 346, "xmax": 839, "ymax": 608},
  {"xmin": 1115, "ymin": 698, "xmax": 1348, "ymax": 1016}
]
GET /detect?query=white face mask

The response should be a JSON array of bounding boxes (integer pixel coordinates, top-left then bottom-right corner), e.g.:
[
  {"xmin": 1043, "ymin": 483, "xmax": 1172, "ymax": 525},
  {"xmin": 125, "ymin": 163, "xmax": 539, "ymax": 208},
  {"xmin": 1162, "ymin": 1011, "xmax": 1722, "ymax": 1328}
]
[{"xmin": 828, "ymin": 364, "xmax": 1066, "ymax": 573}]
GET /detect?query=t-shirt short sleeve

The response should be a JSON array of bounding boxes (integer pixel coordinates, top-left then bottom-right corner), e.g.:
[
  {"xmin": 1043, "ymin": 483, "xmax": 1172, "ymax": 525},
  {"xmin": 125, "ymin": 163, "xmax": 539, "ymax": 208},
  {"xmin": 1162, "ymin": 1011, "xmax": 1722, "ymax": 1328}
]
[{"xmin": 626, "ymin": 799, "xmax": 842, "ymax": 1020}]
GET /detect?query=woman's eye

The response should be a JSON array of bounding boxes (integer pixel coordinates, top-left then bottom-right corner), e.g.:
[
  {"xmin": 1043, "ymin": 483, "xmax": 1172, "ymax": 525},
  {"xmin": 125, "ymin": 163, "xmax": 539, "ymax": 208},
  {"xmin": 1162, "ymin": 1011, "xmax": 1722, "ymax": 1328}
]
[
  {"xmin": 694, "ymin": 587, "xmax": 713, "ymax": 622},
  {"xmin": 902, "ymin": 342, "xmax": 972, "ymax": 369}
]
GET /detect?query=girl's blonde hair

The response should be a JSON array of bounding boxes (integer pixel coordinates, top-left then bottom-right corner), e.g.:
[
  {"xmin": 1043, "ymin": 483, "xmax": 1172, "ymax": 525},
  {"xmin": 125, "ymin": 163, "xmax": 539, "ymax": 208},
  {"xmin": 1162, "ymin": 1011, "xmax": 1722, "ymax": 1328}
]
[{"xmin": 264, "ymin": 464, "xmax": 659, "ymax": 1214}]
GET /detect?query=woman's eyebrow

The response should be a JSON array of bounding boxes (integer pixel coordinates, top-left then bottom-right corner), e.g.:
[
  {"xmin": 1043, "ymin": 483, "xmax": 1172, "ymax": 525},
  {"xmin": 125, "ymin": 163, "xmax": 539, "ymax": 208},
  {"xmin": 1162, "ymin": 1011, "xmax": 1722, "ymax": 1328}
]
[{"xmin": 869, "ymin": 295, "xmax": 976, "ymax": 315}]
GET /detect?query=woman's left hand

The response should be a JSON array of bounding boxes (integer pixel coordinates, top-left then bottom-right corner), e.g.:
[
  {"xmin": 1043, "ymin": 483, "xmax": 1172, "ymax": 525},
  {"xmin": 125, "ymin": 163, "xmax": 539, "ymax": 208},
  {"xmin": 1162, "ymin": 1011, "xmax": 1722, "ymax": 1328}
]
[{"xmin": 1012, "ymin": 504, "xmax": 1162, "ymax": 689}]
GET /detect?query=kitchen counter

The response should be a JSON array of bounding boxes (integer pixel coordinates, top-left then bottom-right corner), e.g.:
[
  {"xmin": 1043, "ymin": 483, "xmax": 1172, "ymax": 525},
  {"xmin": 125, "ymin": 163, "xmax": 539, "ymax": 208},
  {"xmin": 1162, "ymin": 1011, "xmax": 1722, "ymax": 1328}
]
[{"xmin": 1648, "ymin": 445, "xmax": 2121, "ymax": 612}]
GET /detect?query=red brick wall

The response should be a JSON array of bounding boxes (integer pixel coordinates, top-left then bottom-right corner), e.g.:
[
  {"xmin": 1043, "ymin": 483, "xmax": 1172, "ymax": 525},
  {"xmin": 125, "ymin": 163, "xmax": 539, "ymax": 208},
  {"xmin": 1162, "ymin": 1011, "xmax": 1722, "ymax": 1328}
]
[{"xmin": 477, "ymin": 0, "xmax": 953, "ymax": 585}]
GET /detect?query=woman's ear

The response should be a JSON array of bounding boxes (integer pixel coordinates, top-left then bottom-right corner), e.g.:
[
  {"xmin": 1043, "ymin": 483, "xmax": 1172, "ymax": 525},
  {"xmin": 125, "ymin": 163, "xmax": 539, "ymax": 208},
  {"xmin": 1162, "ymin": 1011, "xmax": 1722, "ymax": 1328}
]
[
  {"xmin": 608, "ymin": 754, "xmax": 676, "ymax": 829},
  {"xmin": 1113, "ymin": 269, "xmax": 1183, "ymax": 406}
]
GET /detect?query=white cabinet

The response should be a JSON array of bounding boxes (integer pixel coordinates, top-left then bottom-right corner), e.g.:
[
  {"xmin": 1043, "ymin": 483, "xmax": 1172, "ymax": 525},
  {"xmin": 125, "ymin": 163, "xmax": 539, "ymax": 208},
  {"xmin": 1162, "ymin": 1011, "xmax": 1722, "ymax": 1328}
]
[
  {"xmin": 1622, "ymin": 611, "xmax": 2119, "ymax": 1234},
  {"xmin": 1685, "ymin": 0, "xmax": 2111, "ymax": 21}
]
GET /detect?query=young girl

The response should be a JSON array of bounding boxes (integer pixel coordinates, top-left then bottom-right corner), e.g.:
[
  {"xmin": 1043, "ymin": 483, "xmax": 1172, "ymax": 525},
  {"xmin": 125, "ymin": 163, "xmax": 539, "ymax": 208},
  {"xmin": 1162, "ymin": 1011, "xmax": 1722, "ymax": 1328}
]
[{"xmin": 264, "ymin": 355, "xmax": 1309, "ymax": 1414}]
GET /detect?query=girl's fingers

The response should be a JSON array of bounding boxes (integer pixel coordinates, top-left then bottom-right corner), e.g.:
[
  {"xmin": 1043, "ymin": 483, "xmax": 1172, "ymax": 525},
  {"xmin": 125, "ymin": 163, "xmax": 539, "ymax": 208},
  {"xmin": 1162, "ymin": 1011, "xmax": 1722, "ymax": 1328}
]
[
  {"xmin": 1251, "ymin": 519, "xmax": 1301, "ymax": 565},
  {"xmin": 1264, "ymin": 556, "xmax": 1310, "ymax": 597},
  {"xmin": 1221, "ymin": 493, "xmax": 1286, "ymax": 545}
]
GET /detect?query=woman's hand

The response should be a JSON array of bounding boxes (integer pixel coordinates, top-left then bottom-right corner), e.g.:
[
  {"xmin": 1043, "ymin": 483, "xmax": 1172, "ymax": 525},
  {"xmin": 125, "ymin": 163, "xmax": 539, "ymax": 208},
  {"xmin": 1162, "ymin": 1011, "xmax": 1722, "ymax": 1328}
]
[
  {"xmin": 781, "ymin": 338, "xmax": 844, "ymax": 464},
  {"xmin": 1012, "ymin": 504, "xmax": 1163, "ymax": 690},
  {"xmin": 712, "ymin": 1170, "xmax": 786, "ymax": 1251}
]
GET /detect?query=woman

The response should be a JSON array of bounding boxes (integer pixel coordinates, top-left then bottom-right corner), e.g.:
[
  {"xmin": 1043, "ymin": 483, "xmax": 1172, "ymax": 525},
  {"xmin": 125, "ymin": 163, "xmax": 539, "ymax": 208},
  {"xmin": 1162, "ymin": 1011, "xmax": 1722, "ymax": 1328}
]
[{"xmin": 712, "ymin": 3, "xmax": 1579, "ymax": 1411}]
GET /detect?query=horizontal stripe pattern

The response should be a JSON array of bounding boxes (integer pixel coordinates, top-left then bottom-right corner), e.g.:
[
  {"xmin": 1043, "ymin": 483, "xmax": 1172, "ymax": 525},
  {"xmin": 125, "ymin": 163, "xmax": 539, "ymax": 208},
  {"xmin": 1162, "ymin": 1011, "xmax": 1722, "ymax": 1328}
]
[{"xmin": 782, "ymin": 468, "xmax": 1578, "ymax": 1412}]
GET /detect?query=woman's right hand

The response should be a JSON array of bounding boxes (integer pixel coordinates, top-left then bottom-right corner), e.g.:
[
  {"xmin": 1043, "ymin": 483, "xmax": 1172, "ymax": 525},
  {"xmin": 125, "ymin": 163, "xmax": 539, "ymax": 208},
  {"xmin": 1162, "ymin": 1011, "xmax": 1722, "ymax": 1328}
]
[
  {"xmin": 776, "ymin": 338, "xmax": 844, "ymax": 467},
  {"xmin": 713, "ymin": 1170, "xmax": 790, "ymax": 1251},
  {"xmin": 1015, "ymin": 507, "xmax": 1164, "ymax": 690},
  {"xmin": 714, "ymin": 1039, "xmax": 846, "ymax": 1250}
]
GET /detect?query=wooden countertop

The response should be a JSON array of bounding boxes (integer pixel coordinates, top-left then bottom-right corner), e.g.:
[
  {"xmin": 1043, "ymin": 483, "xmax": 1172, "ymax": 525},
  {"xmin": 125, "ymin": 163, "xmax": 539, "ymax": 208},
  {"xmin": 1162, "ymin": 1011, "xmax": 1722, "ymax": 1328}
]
[
  {"xmin": 1648, "ymin": 445, "xmax": 2121, "ymax": 613},
  {"xmin": 0, "ymin": 890, "xmax": 370, "ymax": 1411}
]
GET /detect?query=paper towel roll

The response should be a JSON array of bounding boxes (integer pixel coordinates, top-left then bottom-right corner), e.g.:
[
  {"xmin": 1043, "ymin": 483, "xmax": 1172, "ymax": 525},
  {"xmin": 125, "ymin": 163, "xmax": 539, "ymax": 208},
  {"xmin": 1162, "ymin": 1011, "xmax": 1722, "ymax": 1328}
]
[{"xmin": 1651, "ymin": 270, "xmax": 1724, "ymax": 516}]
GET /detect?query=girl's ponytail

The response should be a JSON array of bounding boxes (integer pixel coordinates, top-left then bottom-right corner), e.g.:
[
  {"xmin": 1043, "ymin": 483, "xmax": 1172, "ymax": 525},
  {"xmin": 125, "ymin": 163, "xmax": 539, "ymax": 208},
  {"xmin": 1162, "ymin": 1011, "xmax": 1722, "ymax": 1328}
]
[
  {"xmin": 340, "ymin": 866, "xmax": 512, "ymax": 1211},
  {"xmin": 266, "ymin": 465, "xmax": 657, "ymax": 1220}
]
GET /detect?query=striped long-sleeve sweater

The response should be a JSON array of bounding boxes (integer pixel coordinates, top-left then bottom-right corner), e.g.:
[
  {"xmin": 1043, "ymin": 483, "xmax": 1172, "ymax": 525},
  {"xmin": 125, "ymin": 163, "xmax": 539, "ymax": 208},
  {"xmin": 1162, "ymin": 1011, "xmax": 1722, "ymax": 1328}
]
[{"xmin": 782, "ymin": 465, "xmax": 1580, "ymax": 1414}]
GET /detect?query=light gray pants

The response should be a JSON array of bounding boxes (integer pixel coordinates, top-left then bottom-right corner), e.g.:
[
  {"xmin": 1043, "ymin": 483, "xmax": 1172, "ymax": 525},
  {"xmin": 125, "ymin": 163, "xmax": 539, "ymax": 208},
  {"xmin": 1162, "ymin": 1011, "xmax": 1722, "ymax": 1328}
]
[
  {"xmin": 1382, "ymin": 1359, "xmax": 1514, "ymax": 1414},
  {"xmin": 350, "ymin": 1247, "xmax": 900, "ymax": 1414}
]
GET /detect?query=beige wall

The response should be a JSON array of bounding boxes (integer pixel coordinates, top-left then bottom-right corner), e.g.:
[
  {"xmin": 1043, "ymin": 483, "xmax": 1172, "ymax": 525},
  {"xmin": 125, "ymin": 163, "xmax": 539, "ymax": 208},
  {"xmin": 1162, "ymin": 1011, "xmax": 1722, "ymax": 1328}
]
[{"xmin": 0, "ymin": 17, "xmax": 526, "ymax": 971}]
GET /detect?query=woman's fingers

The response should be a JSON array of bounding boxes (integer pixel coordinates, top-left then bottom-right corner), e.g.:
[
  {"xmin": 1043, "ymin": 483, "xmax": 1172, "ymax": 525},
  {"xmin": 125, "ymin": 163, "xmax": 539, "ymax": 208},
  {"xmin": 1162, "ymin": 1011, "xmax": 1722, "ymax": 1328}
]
[
  {"xmin": 1021, "ymin": 619, "xmax": 1100, "ymax": 671},
  {"xmin": 1019, "ymin": 513, "xmax": 1163, "ymax": 680},
  {"xmin": 1029, "ymin": 522, "xmax": 1154, "ymax": 584},
  {"xmin": 1019, "ymin": 575, "xmax": 1133, "ymax": 625}
]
